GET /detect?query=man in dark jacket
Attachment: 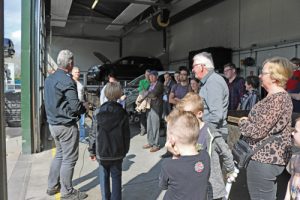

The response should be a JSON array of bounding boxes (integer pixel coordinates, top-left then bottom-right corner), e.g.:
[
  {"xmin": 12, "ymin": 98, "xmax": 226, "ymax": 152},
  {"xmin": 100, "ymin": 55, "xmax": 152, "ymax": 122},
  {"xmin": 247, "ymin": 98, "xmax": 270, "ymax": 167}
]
[
  {"xmin": 223, "ymin": 63, "xmax": 245, "ymax": 110},
  {"xmin": 45, "ymin": 50, "xmax": 88, "ymax": 200},
  {"xmin": 142, "ymin": 70, "xmax": 164, "ymax": 152},
  {"xmin": 89, "ymin": 82, "xmax": 130, "ymax": 200}
]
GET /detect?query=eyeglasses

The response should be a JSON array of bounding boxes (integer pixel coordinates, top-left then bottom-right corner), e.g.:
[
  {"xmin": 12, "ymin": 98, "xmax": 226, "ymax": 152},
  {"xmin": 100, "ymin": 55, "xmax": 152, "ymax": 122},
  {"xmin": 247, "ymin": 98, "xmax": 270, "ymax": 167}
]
[
  {"xmin": 192, "ymin": 64, "xmax": 202, "ymax": 68},
  {"xmin": 261, "ymin": 71, "xmax": 270, "ymax": 76}
]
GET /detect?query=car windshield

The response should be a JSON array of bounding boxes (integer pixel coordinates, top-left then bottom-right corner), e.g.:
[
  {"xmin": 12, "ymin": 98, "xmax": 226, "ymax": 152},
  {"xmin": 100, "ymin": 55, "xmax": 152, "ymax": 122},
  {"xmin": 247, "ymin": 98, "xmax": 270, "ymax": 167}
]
[
  {"xmin": 127, "ymin": 74, "xmax": 145, "ymax": 87},
  {"xmin": 88, "ymin": 66, "xmax": 100, "ymax": 73}
]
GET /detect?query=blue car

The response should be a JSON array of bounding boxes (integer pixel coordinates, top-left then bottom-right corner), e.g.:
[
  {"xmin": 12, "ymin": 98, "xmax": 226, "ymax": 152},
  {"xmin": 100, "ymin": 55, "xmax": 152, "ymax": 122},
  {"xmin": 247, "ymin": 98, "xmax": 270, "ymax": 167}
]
[{"xmin": 4, "ymin": 38, "xmax": 15, "ymax": 57}]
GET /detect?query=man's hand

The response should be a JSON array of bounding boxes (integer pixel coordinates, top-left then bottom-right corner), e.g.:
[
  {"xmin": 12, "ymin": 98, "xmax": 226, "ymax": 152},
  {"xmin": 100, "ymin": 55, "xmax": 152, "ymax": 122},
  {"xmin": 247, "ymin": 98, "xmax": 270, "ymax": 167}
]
[
  {"xmin": 227, "ymin": 167, "xmax": 239, "ymax": 183},
  {"xmin": 238, "ymin": 117, "xmax": 248, "ymax": 126},
  {"xmin": 90, "ymin": 155, "xmax": 96, "ymax": 161},
  {"xmin": 120, "ymin": 95, "xmax": 127, "ymax": 101}
]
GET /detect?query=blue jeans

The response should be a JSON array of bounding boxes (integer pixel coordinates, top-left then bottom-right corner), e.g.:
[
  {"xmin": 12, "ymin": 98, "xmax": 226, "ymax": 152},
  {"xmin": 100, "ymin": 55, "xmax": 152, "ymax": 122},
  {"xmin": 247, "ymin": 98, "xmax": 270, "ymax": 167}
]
[
  {"xmin": 48, "ymin": 124, "xmax": 79, "ymax": 195},
  {"xmin": 79, "ymin": 114, "xmax": 86, "ymax": 140},
  {"xmin": 99, "ymin": 161, "xmax": 122, "ymax": 200}
]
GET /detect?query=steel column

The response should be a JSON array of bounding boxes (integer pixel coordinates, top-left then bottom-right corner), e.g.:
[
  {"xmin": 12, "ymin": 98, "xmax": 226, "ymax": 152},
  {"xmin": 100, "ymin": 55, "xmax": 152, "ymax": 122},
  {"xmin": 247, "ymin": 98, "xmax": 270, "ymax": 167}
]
[
  {"xmin": 0, "ymin": 0, "xmax": 8, "ymax": 198},
  {"xmin": 21, "ymin": 0, "xmax": 33, "ymax": 153}
]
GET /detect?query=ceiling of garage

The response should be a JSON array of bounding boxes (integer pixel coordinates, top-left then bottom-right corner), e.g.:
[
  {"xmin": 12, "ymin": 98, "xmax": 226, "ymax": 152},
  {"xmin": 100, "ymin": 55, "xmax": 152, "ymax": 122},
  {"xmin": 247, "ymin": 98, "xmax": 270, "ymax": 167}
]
[{"xmin": 50, "ymin": 0, "xmax": 224, "ymax": 42}]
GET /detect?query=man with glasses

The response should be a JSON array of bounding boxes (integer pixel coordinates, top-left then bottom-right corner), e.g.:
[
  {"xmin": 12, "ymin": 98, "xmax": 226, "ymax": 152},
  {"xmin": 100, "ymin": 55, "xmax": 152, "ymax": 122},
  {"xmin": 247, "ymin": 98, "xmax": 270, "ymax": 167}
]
[
  {"xmin": 223, "ymin": 63, "xmax": 245, "ymax": 110},
  {"xmin": 192, "ymin": 52, "xmax": 229, "ymax": 140}
]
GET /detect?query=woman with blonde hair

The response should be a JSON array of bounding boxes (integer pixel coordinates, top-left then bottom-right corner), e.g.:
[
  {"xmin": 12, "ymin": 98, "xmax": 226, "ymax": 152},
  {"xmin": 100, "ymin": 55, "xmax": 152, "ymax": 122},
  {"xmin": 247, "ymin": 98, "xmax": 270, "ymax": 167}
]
[{"xmin": 238, "ymin": 57, "xmax": 293, "ymax": 200}]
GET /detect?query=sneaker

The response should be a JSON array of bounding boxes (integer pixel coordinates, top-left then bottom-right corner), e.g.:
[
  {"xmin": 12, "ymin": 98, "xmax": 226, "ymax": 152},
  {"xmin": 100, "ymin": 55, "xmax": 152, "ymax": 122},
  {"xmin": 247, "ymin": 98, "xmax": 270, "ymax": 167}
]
[
  {"xmin": 46, "ymin": 184, "xmax": 60, "ymax": 196},
  {"xmin": 61, "ymin": 189, "xmax": 88, "ymax": 200},
  {"xmin": 150, "ymin": 147, "xmax": 160, "ymax": 152}
]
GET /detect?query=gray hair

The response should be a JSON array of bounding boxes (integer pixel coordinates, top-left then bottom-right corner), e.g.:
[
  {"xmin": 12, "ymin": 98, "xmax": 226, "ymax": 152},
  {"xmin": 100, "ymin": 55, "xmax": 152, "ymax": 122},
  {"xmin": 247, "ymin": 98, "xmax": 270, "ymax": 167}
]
[
  {"xmin": 193, "ymin": 52, "xmax": 215, "ymax": 70},
  {"xmin": 57, "ymin": 50, "xmax": 73, "ymax": 69}
]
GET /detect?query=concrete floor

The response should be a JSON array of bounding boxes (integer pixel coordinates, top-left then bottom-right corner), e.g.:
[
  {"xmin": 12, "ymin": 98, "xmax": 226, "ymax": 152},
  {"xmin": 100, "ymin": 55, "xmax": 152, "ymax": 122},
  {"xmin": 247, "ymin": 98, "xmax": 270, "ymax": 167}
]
[{"xmin": 5, "ymin": 123, "xmax": 289, "ymax": 200}]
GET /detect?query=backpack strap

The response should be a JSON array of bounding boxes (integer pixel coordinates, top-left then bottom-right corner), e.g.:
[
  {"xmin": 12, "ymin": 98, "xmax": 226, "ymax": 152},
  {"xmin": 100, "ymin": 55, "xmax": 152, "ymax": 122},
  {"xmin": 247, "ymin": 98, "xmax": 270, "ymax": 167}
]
[{"xmin": 249, "ymin": 123, "xmax": 288, "ymax": 155}]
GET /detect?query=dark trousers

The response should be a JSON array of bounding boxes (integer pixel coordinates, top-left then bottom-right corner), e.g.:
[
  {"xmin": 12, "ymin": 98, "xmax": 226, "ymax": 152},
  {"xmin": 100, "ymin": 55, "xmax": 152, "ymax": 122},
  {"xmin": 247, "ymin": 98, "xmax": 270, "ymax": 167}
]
[
  {"xmin": 99, "ymin": 161, "xmax": 123, "ymax": 200},
  {"xmin": 140, "ymin": 111, "xmax": 147, "ymax": 134},
  {"xmin": 246, "ymin": 160, "xmax": 285, "ymax": 200},
  {"xmin": 162, "ymin": 101, "xmax": 171, "ymax": 119}
]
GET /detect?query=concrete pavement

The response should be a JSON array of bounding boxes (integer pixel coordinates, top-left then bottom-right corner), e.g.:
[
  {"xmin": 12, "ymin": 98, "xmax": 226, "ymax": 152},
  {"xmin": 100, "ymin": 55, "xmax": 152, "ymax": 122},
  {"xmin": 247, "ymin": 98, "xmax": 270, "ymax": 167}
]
[
  {"xmin": 5, "ymin": 123, "xmax": 289, "ymax": 200},
  {"xmin": 6, "ymin": 124, "xmax": 167, "ymax": 200}
]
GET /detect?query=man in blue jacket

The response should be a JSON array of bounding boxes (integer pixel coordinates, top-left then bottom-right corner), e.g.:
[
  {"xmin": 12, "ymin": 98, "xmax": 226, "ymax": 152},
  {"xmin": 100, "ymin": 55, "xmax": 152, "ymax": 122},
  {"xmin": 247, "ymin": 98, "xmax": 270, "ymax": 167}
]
[{"xmin": 44, "ymin": 49, "xmax": 88, "ymax": 200}]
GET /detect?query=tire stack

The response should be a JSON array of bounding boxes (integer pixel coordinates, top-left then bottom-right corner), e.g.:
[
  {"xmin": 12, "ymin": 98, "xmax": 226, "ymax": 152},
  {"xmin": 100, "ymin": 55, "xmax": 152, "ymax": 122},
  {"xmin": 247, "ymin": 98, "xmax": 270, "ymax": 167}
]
[{"xmin": 5, "ymin": 91, "xmax": 21, "ymax": 127}]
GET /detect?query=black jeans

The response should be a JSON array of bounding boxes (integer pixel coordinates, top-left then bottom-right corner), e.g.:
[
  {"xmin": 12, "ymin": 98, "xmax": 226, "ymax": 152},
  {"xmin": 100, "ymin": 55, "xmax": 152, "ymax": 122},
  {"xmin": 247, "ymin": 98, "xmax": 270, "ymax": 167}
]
[
  {"xmin": 140, "ymin": 111, "xmax": 147, "ymax": 134},
  {"xmin": 246, "ymin": 160, "xmax": 284, "ymax": 200}
]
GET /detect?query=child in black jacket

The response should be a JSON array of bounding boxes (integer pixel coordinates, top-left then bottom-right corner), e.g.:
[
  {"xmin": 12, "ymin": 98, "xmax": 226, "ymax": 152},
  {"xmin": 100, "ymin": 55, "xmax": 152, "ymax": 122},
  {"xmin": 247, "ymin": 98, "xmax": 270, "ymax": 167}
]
[{"xmin": 89, "ymin": 82, "xmax": 130, "ymax": 200}]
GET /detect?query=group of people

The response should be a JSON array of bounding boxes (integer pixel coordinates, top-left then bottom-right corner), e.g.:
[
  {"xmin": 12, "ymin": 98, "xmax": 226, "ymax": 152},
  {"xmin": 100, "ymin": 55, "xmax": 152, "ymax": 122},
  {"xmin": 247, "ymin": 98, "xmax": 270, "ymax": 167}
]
[{"xmin": 44, "ymin": 49, "xmax": 300, "ymax": 200}]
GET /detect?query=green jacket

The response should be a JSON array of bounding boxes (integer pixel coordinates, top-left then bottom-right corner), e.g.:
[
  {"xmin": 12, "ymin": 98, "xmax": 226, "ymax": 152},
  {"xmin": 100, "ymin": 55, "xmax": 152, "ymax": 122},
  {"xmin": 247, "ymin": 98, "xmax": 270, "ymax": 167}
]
[{"xmin": 138, "ymin": 79, "xmax": 150, "ymax": 93}]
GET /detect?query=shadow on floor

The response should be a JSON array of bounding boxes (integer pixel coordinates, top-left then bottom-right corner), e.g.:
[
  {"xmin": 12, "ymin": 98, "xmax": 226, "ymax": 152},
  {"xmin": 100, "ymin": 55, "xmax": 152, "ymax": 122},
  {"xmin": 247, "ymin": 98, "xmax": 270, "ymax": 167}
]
[
  {"xmin": 72, "ymin": 154, "xmax": 138, "ymax": 192},
  {"xmin": 122, "ymin": 159, "xmax": 163, "ymax": 200}
]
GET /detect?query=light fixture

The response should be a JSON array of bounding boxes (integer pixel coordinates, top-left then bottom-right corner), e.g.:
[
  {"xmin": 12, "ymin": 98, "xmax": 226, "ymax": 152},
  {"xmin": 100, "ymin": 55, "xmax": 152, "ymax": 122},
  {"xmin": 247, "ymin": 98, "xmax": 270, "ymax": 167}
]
[{"xmin": 91, "ymin": 0, "xmax": 99, "ymax": 9}]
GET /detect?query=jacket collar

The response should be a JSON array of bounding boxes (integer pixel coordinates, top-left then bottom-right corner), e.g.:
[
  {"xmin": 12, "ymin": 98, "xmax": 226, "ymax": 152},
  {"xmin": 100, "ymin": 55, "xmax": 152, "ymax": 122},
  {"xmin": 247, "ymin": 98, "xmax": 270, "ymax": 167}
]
[{"xmin": 200, "ymin": 70, "xmax": 214, "ymax": 86}]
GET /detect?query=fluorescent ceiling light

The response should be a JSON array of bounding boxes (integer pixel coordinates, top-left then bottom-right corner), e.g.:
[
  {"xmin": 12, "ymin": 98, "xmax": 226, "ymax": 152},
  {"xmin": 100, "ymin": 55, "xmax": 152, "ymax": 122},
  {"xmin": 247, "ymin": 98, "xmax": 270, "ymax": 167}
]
[{"xmin": 92, "ymin": 0, "xmax": 99, "ymax": 9}]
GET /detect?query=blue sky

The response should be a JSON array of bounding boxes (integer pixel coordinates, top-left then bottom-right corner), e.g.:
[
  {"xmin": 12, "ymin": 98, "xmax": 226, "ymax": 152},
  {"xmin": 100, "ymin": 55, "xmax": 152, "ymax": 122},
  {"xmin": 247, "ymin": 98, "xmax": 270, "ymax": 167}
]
[{"xmin": 4, "ymin": 0, "xmax": 21, "ymax": 54}]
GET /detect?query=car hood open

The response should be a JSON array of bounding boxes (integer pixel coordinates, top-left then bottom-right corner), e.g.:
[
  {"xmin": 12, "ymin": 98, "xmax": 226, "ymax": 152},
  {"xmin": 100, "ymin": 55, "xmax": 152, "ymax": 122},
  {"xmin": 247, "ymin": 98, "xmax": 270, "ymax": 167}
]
[{"xmin": 93, "ymin": 52, "xmax": 111, "ymax": 64}]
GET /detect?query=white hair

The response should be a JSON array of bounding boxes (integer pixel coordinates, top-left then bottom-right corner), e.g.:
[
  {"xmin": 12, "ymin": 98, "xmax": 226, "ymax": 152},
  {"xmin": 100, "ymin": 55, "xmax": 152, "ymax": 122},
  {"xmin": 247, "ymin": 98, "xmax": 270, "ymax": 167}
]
[
  {"xmin": 193, "ymin": 52, "xmax": 215, "ymax": 70},
  {"xmin": 72, "ymin": 66, "xmax": 80, "ymax": 73},
  {"xmin": 57, "ymin": 50, "xmax": 73, "ymax": 69}
]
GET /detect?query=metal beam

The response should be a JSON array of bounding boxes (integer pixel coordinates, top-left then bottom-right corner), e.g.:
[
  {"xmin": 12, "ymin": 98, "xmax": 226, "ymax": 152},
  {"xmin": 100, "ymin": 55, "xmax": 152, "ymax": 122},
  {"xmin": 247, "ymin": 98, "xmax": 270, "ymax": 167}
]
[
  {"xmin": 99, "ymin": 0, "xmax": 163, "ymax": 6},
  {"xmin": 51, "ymin": 17, "xmax": 125, "ymax": 26},
  {"xmin": 0, "ymin": 0, "xmax": 8, "ymax": 198},
  {"xmin": 21, "ymin": 0, "xmax": 33, "ymax": 154},
  {"xmin": 52, "ymin": 34, "xmax": 120, "ymax": 42}
]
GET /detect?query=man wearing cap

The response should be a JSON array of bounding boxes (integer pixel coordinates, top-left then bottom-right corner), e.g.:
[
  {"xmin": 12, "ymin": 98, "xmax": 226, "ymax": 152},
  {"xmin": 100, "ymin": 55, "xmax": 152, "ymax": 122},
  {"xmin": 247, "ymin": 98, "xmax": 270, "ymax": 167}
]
[{"xmin": 142, "ymin": 70, "xmax": 164, "ymax": 152}]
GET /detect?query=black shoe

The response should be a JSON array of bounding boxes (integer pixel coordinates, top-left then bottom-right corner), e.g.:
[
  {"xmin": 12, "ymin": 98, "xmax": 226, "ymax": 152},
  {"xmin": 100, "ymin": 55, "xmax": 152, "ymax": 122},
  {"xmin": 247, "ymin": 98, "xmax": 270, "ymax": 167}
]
[
  {"xmin": 46, "ymin": 184, "xmax": 60, "ymax": 196},
  {"xmin": 61, "ymin": 189, "xmax": 88, "ymax": 200},
  {"xmin": 161, "ymin": 151, "xmax": 172, "ymax": 158}
]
